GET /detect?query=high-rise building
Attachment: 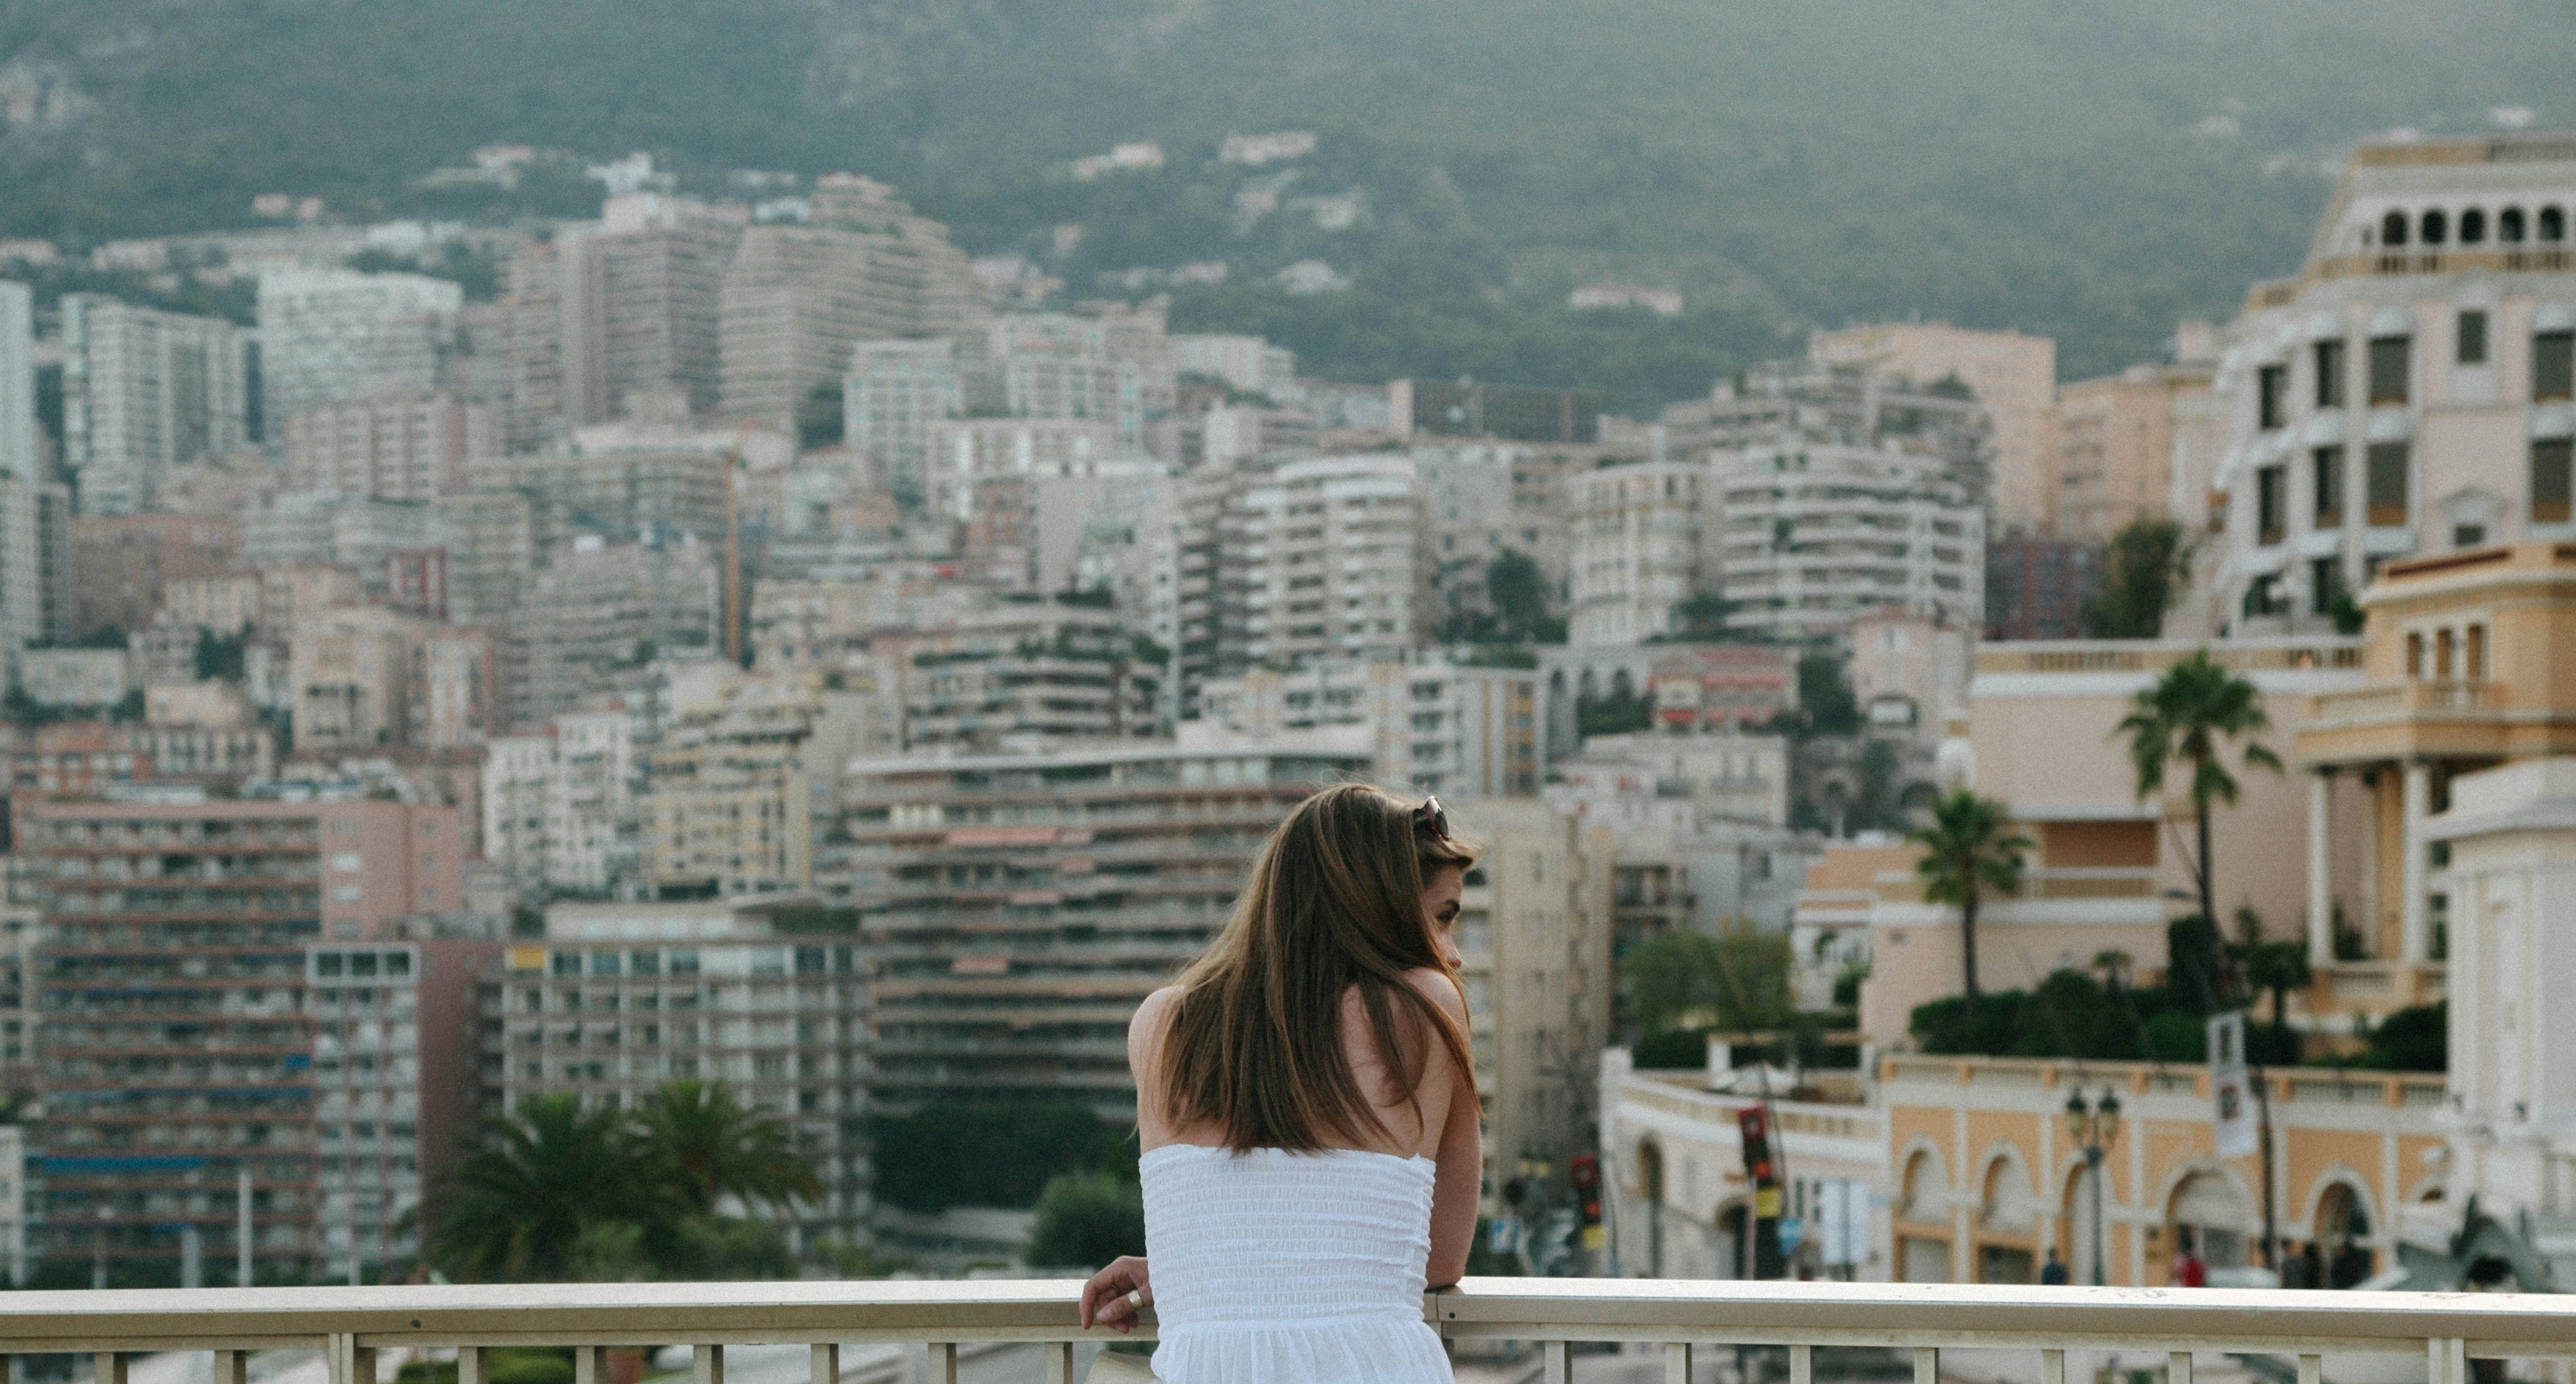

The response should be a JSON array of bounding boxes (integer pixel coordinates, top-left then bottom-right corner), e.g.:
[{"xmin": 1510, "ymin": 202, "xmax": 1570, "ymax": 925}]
[
  {"xmin": 643, "ymin": 672, "xmax": 847, "ymax": 898},
  {"xmin": 1568, "ymin": 460, "xmax": 1720, "ymax": 645},
  {"xmin": 480, "ymin": 897, "xmax": 875, "ymax": 1261},
  {"xmin": 26, "ymin": 794, "xmax": 466, "ymax": 1280},
  {"xmin": 844, "ymin": 340, "xmax": 965, "ymax": 510},
  {"xmin": 1809, "ymin": 322, "xmax": 2057, "ymax": 535},
  {"xmin": 0, "ymin": 281, "xmax": 35, "ymax": 483},
  {"xmin": 58, "ymin": 294, "xmax": 251, "ymax": 516},
  {"xmin": 1226, "ymin": 455, "xmax": 1433, "ymax": 672},
  {"xmin": 1715, "ymin": 440, "xmax": 1985, "ymax": 639},
  {"xmin": 282, "ymin": 391, "xmax": 497, "ymax": 501},
  {"xmin": 718, "ymin": 179, "xmax": 986, "ymax": 428},
  {"xmin": 0, "ymin": 283, "xmax": 43, "ymax": 676},
  {"xmin": 1197, "ymin": 652, "xmax": 1542, "ymax": 797},
  {"xmin": 2202, "ymin": 134, "xmax": 2576, "ymax": 635},
  {"xmin": 483, "ymin": 710, "xmax": 643, "ymax": 897},
  {"xmin": 833, "ymin": 723, "xmax": 1372, "ymax": 1117},
  {"xmin": 505, "ymin": 537, "xmax": 719, "ymax": 732},
  {"xmin": 287, "ymin": 604, "xmax": 497, "ymax": 753},
  {"xmin": 256, "ymin": 270, "xmax": 462, "ymax": 434},
  {"xmin": 67, "ymin": 513, "xmax": 239, "ymax": 645},
  {"xmin": 2050, "ymin": 364, "xmax": 2206, "ymax": 542}
]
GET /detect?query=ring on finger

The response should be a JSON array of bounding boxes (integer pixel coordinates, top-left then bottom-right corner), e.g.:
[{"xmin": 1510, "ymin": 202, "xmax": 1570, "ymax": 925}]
[{"xmin": 1126, "ymin": 1290, "xmax": 1144, "ymax": 1309}]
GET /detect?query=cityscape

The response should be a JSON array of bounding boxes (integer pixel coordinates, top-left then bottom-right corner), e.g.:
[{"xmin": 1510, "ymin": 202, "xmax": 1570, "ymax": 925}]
[{"xmin": 1, "ymin": 4, "xmax": 2575, "ymax": 1383}]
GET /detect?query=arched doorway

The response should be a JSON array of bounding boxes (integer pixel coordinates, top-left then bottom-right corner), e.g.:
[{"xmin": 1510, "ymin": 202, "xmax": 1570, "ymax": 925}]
[
  {"xmin": 1977, "ymin": 1156, "xmax": 2037, "ymax": 1284},
  {"xmin": 1898, "ymin": 1148, "xmax": 1952, "ymax": 1283},
  {"xmin": 2168, "ymin": 1172, "xmax": 2251, "ymax": 1274},
  {"xmin": 2315, "ymin": 1182, "xmax": 2376, "ymax": 1288},
  {"xmin": 1636, "ymin": 1139, "xmax": 1665, "ymax": 1277}
]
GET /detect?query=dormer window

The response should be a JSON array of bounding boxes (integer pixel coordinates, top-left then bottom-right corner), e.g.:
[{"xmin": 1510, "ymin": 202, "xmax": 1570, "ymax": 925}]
[
  {"xmin": 2421, "ymin": 209, "xmax": 2448, "ymax": 246},
  {"xmin": 2383, "ymin": 211, "xmax": 2409, "ymax": 247},
  {"xmin": 2460, "ymin": 208, "xmax": 2487, "ymax": 245},
  {"xmin": 2501, "ymin": 208, "xmax": 2528, "ymax": 243},
  {"xmin": 2544, "ymin": 207, "xmax": 2568, "ymax": 242}
]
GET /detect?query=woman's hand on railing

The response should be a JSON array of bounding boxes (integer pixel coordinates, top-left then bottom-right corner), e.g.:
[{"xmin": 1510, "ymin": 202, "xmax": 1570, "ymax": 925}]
[{"xmin": 1080, "ymin": 1255, "xmax": 1153, "ymax": 1333}]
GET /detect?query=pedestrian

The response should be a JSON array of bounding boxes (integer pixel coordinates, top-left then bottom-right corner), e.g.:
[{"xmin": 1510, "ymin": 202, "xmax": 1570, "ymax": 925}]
[
  {"xmin": 2041, "ymin": 1247, "xmax": 2069, "ymax": 1286},
  {"xmin": 2173, "ymin": 1228, "xmax": 2207, "ymax": 1288}
]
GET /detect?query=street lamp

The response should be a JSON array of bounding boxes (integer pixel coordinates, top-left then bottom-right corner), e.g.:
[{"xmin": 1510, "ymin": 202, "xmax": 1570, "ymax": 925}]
[{"xmin": 2063, "ymin": 1086, "xmax": 2122, "ymax": 1287}]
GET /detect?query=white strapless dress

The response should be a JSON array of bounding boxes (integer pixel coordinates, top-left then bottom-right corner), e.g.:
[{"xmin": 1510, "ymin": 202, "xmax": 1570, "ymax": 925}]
[{"xmin": 1139, "ymin": 1144, "xmax": 1451, "ymax": 1384}]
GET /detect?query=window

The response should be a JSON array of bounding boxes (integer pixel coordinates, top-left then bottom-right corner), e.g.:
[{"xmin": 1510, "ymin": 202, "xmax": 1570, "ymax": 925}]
[
  {"xmin": 2366, "ymin": 443, "xmax": 2410, "ymax": 525},
  {"xmin": 333, "ymin": 885, "xmax": 362, "ymax": 903},
  {"xmin": 2535, "ymin": 438, "xmax": 2573, "ymax": 524},
  {"xmin": 2453, "ymin": 524, "xmax": 2485, "ymax": 548},
  {"xmin": 2242, "ymin": 575, "xmax": 2283, "ymax": 617},
  {"xmin": 2421, "ymin": 209, "xmax": 2447, "ymax": 245},
  {"xmin": 2544, "ymin": 206, "xmax": 2568, "ymax": 242},
  {"xmin": 2313, "ymin": 340, "xmax": 2345, "ymax": 408},
  {"xmin": 2257, "ymin": 364, "xmax": 2288, "ymax": 430},
  {"xmin": 2461, "ymin": 208, "xmax": 2487, "ymax": 244},
  {"xmin": 2536, "ymin": 331, "xmax": 2574, "ymax": 402},
  {"xmin": 2457, "ymin": 311, "xmax": 2488, "ymax": 365},
  {"xmin": 2502, "ymin": 207, "xmax": 2527, "ymax": 243},
  {"xmin": 2368, "ymin": 336, "xmax": 2411, "ymax": 404},
  {"xmin": 2467, "ymin": 625, "xmax": 2486, "ymax": 681},
  {"xmin": 2436, "ymin": 628, "xmax": 2455, "ymax": 679},
  {"xmin": 2255, "ymin": 464, "xmax": 2287, "ymax": 545},
  {"xmin": 2312, "ymin": 446, "xmax": 2344, "ymax": 527},
  {"xmin": 2406, "ymin": 632, "xmax": 2424, "ymax": 678},
  {"xmin": 2382, "ymin": 211, "xmax": 2409, "ymax": 247},
  {"xmin": 2310, "ymin": 558, "xmax": 2343, "ymax": 616}
]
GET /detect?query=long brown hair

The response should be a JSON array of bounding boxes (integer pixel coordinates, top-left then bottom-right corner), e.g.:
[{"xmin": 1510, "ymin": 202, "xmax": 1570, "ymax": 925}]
[{"xmin": 1159, "ymin": 783, "xmax": 1480, "ymax": 1151}]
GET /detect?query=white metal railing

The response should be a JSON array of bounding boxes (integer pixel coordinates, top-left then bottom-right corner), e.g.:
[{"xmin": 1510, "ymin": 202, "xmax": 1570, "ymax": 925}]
[{"xmin": 2, "ymin": 1280, "xmax": 2574, "ymax": 1384}]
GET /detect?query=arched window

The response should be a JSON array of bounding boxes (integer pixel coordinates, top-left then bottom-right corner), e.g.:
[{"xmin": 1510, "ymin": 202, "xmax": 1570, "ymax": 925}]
[
  {"xmin": 2421, "ymin": 209, "xmax": 2448, "ymax": 246},
  {"xmin": 2460, "ymin": 208, "xmax": 2487, "ymax": 244},
  {"xmin": 2543, "ymin": 206, "xmax": 2568, "ymax": 242},
  {"xmin": 2501, "ymin": 207, "xmax": 2527, "ymax": 243},
  {"xmin": 2169, "ymin": 1172, "xmax": 2252, "ymax": 1270},
  {"xmin": 1902, "ymin": 1149, "xmax": 1949, "ymax": 1223},
  {"xmin": 1980, "ymin": 1155, "xmax": 2035, "ymax": 1232},
  {"xmin": 2382, "ymin": 211, "xmax": 2409, "ymax": 247},
  {"xmin": 2314, "ymin": 1182, "xmax": 2377, "ymax": 1288}
]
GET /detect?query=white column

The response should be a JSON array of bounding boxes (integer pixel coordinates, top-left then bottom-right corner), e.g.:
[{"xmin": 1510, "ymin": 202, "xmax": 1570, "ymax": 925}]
[
  {"xmin": 2401, "ymin": 760, "xmax": 2430, "ymax": 963},
  {"xmin": 2307, "ymin": 771, "xmax": 2335, "ymax": 966}
]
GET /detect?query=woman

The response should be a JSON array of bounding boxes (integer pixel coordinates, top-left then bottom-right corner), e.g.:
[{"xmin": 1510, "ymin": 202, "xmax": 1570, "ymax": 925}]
[{"xmin": 1078, "ymin": 785, "xmax": 1482, "ymax": 1384}]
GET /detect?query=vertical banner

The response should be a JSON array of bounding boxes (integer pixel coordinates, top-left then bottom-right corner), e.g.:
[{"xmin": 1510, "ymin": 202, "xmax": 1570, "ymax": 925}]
[{"xmin": 2208, "ymin": 1010, "xmax": 2257, "ymax": 1158}]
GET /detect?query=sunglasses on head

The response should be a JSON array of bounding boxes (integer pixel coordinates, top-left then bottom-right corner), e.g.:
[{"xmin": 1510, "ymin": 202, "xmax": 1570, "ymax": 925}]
[{"xmin": 1413, "ymin": 796, "xmax": 1449, "ymax": 840}]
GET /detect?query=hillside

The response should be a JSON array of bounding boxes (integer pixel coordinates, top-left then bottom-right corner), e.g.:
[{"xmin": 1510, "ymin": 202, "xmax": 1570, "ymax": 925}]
[{"xmin": 4, "ymin": 0, "xmax": 2573, "ymax": 400}]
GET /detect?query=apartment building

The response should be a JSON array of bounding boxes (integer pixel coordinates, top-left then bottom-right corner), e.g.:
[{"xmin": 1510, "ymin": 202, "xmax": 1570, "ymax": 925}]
[
  {"xmin": 482, "ymin": 897, "xmax": 875, "ymax": 1258},
  {"xmin": 483, "ymin": 710, "xmax": 642, "ymax": 897},
  {"xmin": 1416, "ymin": 444, "xmax": 1579, "ymax": 639},
  {"xmin": 1985, "ymin": 534, "xmax": 2103, "ymax": 640},
  {"xmin": 236, "ymin": 493, "xmax": 428, "ymax": 594},
  {"xmin": 1197, "ymin": 653, "xmax": 1542, "ymax": 797},
  {"xmin": 643, "ymin": 673, "xmax": 846, "ymax": 898},
  {"xmin": 844, "ymin": 339, "xmax": 966, "ymax": 510},
  {"xmin": 1715, "ymin": 442, "xmax": 1985, "ymax": 639},
  {"xmin": 1810, "ymin": 322, "xmax": 2055, "ymax": 534},
  {"xmin": 718, "ymin": 179, "xmax": 986, "ymax": 428},
  {"xmin": 1443, "ymin": 798, "xmax": 1616, "ymax": 1199},
  {"xmin": 289, "ymin": 604, "xmax": 496, "ymax": 753},
  {"xmin": 2206, "ymin": 134, "xmax": 2576, "ymax": 634},
  {"xmin": 17, "ymin": 648, "xmax": 136, "ymax": 710},
  {"xmin": 25, "ymin": 794, "xmax": 463, "ymax": 1278},
  {"xmin": 504, "ymin": 537, "xmax": 718, "ymax": 732},
  {"xmin": 880, "ymin": 605, "xmax": 1158, "ymax": 751},
  {"xmin": 257, "ymin": 270, "xmax": 461, "ymax": 434},
  {"xmin": 282, "ymin": 391, "xmax": 497, "ymax": 501},
  {"xmin": 68, "ymin": 513, "xmax": 236, "ymax": 643},
  {"xmin": 2051, "ymin": 360, "xmax": 2213, "ymax": 541},
  {"xmin": 1231, "ymin": 455, "xmax": 1433, "ymax": 670},
  {"xmin": 0, "ymin": 282, "xmax": 31, "ymax": 485},
  {"xmin": 1568, "ymin": 461, "xmax": 1718, "ymax": 645},
  {"xmin": 468, "ymin": 443, "xmax": 731, "ymax": 549},
  {"xmin": 832, "ymin": 723, "xmax": 1373, "ymax": 1117},
  {"xmin": 1172, "ymin": 333, "xmax": 1295, "ymax": 395},
  {"xmin": 58, "ymin": 294, "xmax": 250, "ymax": 516}
]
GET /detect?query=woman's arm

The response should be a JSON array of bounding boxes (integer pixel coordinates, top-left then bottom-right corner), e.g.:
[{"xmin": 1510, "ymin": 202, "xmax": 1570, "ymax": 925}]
[{"xmin": 1419, "ymin": 976, "xmax": 1480, "ymax": 1289}]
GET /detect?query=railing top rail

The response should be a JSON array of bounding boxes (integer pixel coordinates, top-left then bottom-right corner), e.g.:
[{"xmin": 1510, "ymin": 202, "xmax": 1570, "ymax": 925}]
[{"xmin": 0, "ymin": 1279, "xmax": 2568, "ymax": 1356}]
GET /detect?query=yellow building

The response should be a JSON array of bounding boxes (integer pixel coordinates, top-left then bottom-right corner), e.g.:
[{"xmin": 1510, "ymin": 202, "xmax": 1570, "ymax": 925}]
[
  {"xmin": 1810, "ymin": 323, "xmax": 2059, "ymax": 537},
  {"xmin": 2295, "ymin": 544, "xmax": 2576, "ymax": 1022}
]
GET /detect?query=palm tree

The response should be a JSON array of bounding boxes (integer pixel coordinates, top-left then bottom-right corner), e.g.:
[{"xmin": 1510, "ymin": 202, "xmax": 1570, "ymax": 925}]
[
  {"xmin": 2115, "ymin": 648, "xmax": 2284, "ymax": 939},
  {"xmin": 1908, "ymin": 788, "xmax": 2031, "ymax": 1006},
  {"xmin": 632, "ymin": 1079, "xmax": 821, "ymax": 1214},
  {"xmin": 428, "ymin": 1094, "xmax": 664, "ymax": 1282}
]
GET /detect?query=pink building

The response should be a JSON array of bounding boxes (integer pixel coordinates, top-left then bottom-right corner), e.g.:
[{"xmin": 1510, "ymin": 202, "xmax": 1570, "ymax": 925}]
[{"xmin": 282, "ymin": 390, "xmax": 497, "ymax": 500}]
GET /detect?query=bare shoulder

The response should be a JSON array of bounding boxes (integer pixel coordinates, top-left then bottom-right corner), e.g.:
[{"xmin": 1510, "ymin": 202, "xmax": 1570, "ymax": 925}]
[
  {"xmin": 1131, "ymin": 985, "xmax": 1183, "ymax": 1044},
  {"xmin": 1402, "ymin": 966, "xmax": 1467, "ymax": 1022}
]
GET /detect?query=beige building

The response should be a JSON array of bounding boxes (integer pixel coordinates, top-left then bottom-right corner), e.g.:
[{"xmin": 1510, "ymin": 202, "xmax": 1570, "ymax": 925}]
[
  {"xmin": 282, "ymin": 390, "xmax": 497, "ymax": 501},
  {"xmin": 1444, "ymin": 798, "xmax": 1617, "ymax": 1204},
  {"xmin": 16, "ymin": 647, "xmax": 135, "ymax": 709},
  {"xmin": 2052, "ymin": 365, "xmax": 2185, "ymax": 541},
  {"xmin": 1197, "ymin": 652, "xmax": 1543, "ymax": 797},
  {"xmin": 290, "ymin": 604, "xmax": 497, "ymax": 753},
  {"xmin": 2203, "ymin": 134, "xmax": 2576, "ymax": 635},
  {"xmin": 642, "ymin": 672, "xmax": 833, "ymax": 897},
  {"xmin": 1715, "ymin": 441, "xmax": 1985, "ymax": 640},
  {"xmin": 1568, "ymin": 460, "xmax": 1717, "ymax": 645},
  {"xmin": 1811, "ymin": 323, "xmax": 2059, "ymax": 536},
  {"xmin": 58, "ymin": 293, "xmax": 251, "ymax": 516},
  {"xmin": 2293, "ymin": 543, "xmax": 2576, "ymax": 1022}
]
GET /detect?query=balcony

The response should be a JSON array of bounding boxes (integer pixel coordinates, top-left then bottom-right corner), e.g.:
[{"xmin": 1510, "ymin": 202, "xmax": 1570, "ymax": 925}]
[{"xmin": 0, "ymin": 1278, "xmax": 2570, "ymax": 1384}]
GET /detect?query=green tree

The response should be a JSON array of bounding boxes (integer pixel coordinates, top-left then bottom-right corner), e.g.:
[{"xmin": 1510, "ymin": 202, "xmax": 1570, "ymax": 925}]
[
  {"xmin": 2080, "ymin": 517, "xmax": 2188, "ymax": 638},
  {"xmin": 429, "ymin": 1095, "xmax": 664, "ymax": 1282},
  {"xmin": 796, "ymin": 381, "xmax": 843, "ymax": 452},
  {"xmin": 2237, "ymin": 938, "xmax": 2313, "ymax": 1057},
  {"xmin": 1485, "ymin": 549, "xmax": 1548, "ymax": 640},
  {"xmin": 1671, "ymin": 590, "xmax": 1738, "ymax": 642},
  {"xmin": 1906, "ymin": 789, "xmax": 2030, "ymax": 1006},
  {"xmin": 2115, "ymin": 648, "xmax": 2284, "ymax": 941},
  {"xmin": 1024, "ymin": 1171, "xmax": 1145, "ymax": 1269},
  {"xmin": 631, "ymin": 1078, "xmax": 820, "ymax": 1214},
  {"xmin": 2353, "ymin": 1002, "xmax": 2446, "ymax": 1072},
  {"xmin": 1618, "ymin": 925, "xmax": 1792, "ymax": 1037},
  {"xmin": 1796, "ymin": 651, "xmax": 1860, "ymax": 734}
]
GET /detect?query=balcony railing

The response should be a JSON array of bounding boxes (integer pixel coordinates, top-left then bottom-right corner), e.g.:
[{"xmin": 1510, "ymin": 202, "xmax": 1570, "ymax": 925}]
[{"xmin": 4, "ymin": 1279, "xmax": 2574, "ymax": 1384}]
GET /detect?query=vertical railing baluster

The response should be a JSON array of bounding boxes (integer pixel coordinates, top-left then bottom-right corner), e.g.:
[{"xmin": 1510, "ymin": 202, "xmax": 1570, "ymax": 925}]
[
  {"xmin": 2170, "ymin": 1351, "xmax": 2193, "ymax": 1384},
  {"xmin": 1914, "ymin": 1348, "xmax": 1938, "ymax": 1384},
  {"xmin": 573, "ymin": 1347, "xmax": 607, "ymax": 1384},
  {"xmin": 924, "ymin": 1344, "xmax": 956, "ymax": 1384},
  {"xmin": 96, "ymin": 1355, "xmax": 128, "ymax": 1384},
  {"xmin": 1043, "ymin": 1342, "xmax": 1075, "ymax": 1384},
  {"xmin": 811, "ymin": 1344, "xmax": 839, "ymax": 1384},
  {"xmin": 694, "ymin": 1345, "xmax": 726, "ymax": 1384},
  {"xmin": 2042, "ymin": 1349, "xmax": 2064, "ymax": 1384},
  {"xmin": 1665, "ymin": 1342, "xmax": 1693, "ymax": 1384},
  {"xmin": 1791, "ymin": 1344, "xmax": 1814, "ymax": 1384},
  {"xmin": 2430, "ymin": 1340, "xmax": 2466, "ymax": 1384},
  {"xmin": 214, "ymin": 1352, "xmax": 248, "ymax": 1384},
  {"xmin": 1545, "ymin": 1341, "xmax": 1573, "ymax": 1384},
  {"xmin": 2297, "ymin": 1355, "xmax": 2321, "ymax": 1384}
]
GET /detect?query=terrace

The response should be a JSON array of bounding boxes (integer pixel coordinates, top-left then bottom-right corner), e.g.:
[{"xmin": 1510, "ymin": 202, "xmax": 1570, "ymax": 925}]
[{"xmin": 5, "ymin": 1279, "xmax": 2573, "ymax": 1384}]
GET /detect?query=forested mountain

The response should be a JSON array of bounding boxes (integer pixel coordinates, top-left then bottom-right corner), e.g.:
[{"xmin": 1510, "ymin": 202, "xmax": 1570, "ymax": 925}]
[{"xmin": 5, "ymin": 0, "xmax": 2573, "ymax": 400}]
